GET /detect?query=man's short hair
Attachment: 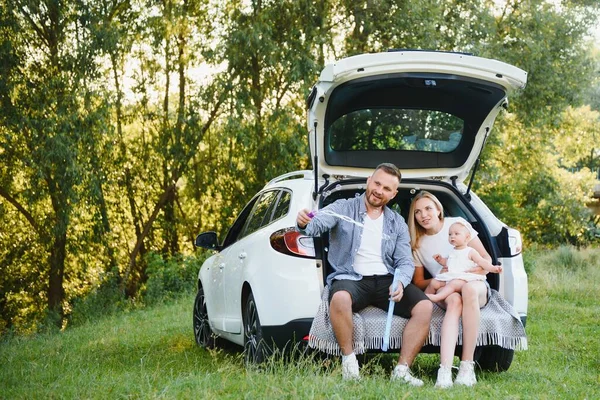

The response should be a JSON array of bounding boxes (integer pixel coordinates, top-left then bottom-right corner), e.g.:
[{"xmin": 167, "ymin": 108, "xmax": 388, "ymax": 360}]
[{"xmin": 374, "ymin": 163, "xmax": 402, "ymax": 183}]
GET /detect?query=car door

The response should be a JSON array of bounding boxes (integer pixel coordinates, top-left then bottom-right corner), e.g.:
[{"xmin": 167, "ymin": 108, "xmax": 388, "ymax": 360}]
[
  {"xmin": 207, "ymin": 196, "xmax": 258, "ymax": 333},
  {"xmin": 220, "ymin": 189, "xmax": 281, "ymax": 333}
]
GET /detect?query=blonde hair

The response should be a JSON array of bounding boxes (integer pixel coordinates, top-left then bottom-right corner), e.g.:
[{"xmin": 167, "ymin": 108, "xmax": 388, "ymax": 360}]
[{"xmin": 408, "ymin": 191, "xmax": 444, "ymax": 250}]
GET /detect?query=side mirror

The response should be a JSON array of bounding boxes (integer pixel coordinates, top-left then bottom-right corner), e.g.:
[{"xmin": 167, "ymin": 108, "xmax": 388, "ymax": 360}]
[{"xmin": 195, "ymin": 232, "xmax": 219, "ymax": 250}]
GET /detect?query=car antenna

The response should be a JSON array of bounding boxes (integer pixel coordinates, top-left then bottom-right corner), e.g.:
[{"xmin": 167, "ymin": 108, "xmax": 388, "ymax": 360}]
[{"xmin": 313, "ymin": 121, "xmax": 319, "ymax": 200}]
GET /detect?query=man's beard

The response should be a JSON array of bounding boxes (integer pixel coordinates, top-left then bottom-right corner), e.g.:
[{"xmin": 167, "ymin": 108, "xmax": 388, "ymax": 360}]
[{"xmin": 366, "ymin": 189, "xmax": 385, "ymax": 208}]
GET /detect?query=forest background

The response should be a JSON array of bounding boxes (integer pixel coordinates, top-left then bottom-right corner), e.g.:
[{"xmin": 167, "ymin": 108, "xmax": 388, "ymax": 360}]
[{"xmin": 1, "ymin": 0, "xmax": 599, "ymax": 335}]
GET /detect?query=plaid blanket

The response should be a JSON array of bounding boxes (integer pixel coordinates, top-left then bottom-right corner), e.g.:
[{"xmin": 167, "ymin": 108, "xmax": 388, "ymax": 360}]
[{"xmin": 308, "ymin": 287, "xmax": 528, "ymax": 355}]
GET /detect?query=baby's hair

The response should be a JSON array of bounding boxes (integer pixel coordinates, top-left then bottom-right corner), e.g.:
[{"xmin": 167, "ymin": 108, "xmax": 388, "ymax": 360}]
[{"xmin": 450, "ymin": 221, "xmax": 471, "ymax": 237}]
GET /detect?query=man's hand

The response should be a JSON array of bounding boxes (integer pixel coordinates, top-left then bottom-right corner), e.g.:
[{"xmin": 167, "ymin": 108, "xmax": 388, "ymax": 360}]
[
  {"xmin": 390, "ymin": 283, "xmax": 404, "ymax": 302},
  {"xmin": 296, "ymin": 208, "xmax": 313, "ymax": 229}
]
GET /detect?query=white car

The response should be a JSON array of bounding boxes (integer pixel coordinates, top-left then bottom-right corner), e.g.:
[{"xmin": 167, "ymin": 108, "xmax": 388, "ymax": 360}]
[{"xmin": 194, "ymin": 50, "xmax": 529, "ymax": 369}]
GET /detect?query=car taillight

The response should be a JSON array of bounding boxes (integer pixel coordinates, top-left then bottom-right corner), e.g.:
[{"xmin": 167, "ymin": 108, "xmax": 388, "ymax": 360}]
[
  {"xmin": 507, "ymin": 228, "xmax": 523, "ymax": 256},
  {"xmin": 270, "ymin": 228, "xmax": 315, "ymax": 258}
]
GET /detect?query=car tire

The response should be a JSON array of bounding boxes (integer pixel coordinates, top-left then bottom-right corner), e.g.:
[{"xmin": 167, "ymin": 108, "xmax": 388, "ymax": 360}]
[
  {"xmin": 476, "ymin": 345, "xmax": 514, "ymax": 372},
  {"xmin": 193, "ymin": 285, "xmax": 216, "ymax": 349},
  {"xmin": 243, "ymin": 292, "xmax": 269, "ymax": 364}
]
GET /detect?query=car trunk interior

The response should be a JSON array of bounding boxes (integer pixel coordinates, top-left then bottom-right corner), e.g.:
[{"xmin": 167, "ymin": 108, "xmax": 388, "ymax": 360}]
[{"xmin": 315, "ymin": 179, "xmax": 500, "ymax": 291}]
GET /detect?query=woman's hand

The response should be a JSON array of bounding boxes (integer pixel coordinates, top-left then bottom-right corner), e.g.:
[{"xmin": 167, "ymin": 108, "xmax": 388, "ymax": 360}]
[{"xmin": 412, "ymin": 266, "xmax": 431, "ymax": 291}]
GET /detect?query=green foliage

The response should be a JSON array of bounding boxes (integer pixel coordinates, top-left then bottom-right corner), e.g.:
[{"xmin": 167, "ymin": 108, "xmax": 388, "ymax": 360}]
[
  {"xmin": 582, "ymin": 48, "xmax": 600, "ymax": 112},
  {"xmin": 142, "ymin": 253, "xmax": 205, "ymax": 305},
  {"xmin": 68, "ymin": 272, "xmax": 127, "ymax": 328},
  {"xmin": 476, "ymin": 114, "xmax": 599, "ymax": 246},
  {"xmin": 554, "ymin": 245, "xmax": 589, "ymax": 272},
  {"xmin": 555, "ymin": 106, "xmax": 600, "ymax": 170}
]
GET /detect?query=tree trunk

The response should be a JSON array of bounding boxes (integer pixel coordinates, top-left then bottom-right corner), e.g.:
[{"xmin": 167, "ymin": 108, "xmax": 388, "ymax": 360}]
[{"xmin": 47, "ymin": 230, "xmax": 67, "ymax": 318}]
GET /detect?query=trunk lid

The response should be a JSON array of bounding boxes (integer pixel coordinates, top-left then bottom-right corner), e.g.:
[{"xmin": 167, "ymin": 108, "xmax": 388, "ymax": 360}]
[{"xmin": 306, "ymin": 51, "xmax": 527, "ymax": 183}]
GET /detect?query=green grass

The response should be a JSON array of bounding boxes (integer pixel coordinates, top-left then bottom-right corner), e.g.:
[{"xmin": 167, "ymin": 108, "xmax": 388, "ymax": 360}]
[{"xmin": 2, "ymin": 247, "xmax": 600, "ymax": 399}]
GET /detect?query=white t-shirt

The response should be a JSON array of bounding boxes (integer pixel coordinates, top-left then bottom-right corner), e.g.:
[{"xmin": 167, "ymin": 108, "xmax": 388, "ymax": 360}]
[
  {"xmin": 353, "ymin": 213, "xmax": 388, "ymax": 276},
  {"xmin": 412, "ymin": 217, "xmax": 478, "ymax": 278}
]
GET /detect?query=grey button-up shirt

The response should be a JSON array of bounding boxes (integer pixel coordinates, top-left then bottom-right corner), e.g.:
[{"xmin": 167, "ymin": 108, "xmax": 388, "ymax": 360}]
[{"xmin": 298, "ymin": 194, "xmax": 414, "ymax": 289}]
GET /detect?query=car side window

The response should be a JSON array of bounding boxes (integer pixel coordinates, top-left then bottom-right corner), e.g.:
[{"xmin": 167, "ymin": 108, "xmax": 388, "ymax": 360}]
[
  {"xmin": 240, "ymin": 190, "xmax": 279, "ymax": 238},
  {"xmin": 221, "ymin": 196, "xmax": 259, "ymax": 248},
  {"xmin": 271, "ymin": 190, "xmax": 291, "ymax": 221}
]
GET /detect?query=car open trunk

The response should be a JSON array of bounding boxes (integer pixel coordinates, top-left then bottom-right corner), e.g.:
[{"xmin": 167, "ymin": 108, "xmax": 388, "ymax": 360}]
[{"xmin": 306, "ymin": 50, "xmax": 528, "ymax": 188}]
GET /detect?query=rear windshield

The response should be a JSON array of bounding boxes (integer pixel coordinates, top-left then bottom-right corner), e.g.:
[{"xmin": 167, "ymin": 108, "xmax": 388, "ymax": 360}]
[
  {"xmin": 322, "ymin": 73, "xmax": 506, "ymax": 170},
  {"xmin": 328, "ymin": 108, "xmax": 464, "ymax": 153}
]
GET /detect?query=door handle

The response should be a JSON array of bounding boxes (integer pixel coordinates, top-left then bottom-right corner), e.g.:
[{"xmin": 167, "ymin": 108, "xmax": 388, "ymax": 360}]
[
  {"xmin": 238, "ymin": 252, "xmax": 247, "ymax": 260},
  {"xmin": 219, "ymin": 263, "xmax": 225, "ymax": 270}
]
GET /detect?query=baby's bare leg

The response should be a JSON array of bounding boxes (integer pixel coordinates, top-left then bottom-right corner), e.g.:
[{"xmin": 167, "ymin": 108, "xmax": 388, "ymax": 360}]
[
  {"xmin": 425, "ymin": 278, "xmax": 444, "ymax": 295},
  {"xmin": 426, "ymin": 279, "xmax": 466, "ymax": 302}
]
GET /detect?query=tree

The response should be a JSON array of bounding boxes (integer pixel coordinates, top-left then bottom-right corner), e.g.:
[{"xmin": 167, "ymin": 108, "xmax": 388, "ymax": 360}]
[
  {"xmin": 115, "ymin": 0, "xmax": 227, "ymax": 295},
  {"xmin": 476, "ymin": 114, "xmax": 598, "ymax": 245},
  {"xmin": 217, "ymin": 0, "xmax": 324, "ymax": 193},
  {"xmin": 0, "ymin": 0, "xmax": 113, "ymax": 325}
]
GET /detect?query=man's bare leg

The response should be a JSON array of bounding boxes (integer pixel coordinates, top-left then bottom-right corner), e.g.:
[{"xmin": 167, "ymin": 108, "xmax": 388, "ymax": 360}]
[
  {"xmin": 330, "ymin": 290, "xmax": 361, "ymax": 380},
  {"xmin": 397, "ymin": 299, "xmax": 433, "ymax": 366},
  {"xmin": 329, "ymin": 290, "xmax": 354, "ymax": 355},
  {"xmin": 390, "ymin": 299, "xmax": 432, "ymax": 386}
]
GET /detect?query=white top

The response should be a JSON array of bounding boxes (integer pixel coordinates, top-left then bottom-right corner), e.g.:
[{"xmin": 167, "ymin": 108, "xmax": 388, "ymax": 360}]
[
  {"xmin": 353, "ymin": 213, "xmax": 388, "ymax": 276},
  {"xmin": 447, "ymin": 247, "xmax": 477, "ymax": 272},
  {"xmin": 412, "ymin": 217, "xmax": 478, "ymax": 278},
  {"xmin": 435, "ymin": 246, "xmax": 486, "ymax": 282}
]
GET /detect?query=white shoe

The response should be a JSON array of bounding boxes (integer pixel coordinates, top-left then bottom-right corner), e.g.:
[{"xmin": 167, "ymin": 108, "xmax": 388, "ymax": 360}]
[
  {"xmin": 455, "ymin": 360, "xmax": 477, "ymax": 386},
  {"xmin": 391, "ymin": 364, "xmax": 424, "ymax": 387},
  {"xmin": 435, "ymin": 365, "xmax": 453, "ymax": 388},
  {"xmin": 341, "ymin": 354, "xmax": 360, "ymax": 380}
]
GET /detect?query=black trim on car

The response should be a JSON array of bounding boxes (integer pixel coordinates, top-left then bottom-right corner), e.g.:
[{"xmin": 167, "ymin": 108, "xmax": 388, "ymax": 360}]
[
  {"xmin": 261, "ymin": 318, "xmax": 313, "ymax": 349},
  {"xmin": 495, "ymin": 226, "xmax": 520, "ymax": 258}
]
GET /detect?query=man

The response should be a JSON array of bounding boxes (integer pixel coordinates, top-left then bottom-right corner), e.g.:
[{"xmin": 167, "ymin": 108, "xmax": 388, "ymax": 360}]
[{"xmin": 297, "ymin": 163, "xmax": 432, "ymax": 384}]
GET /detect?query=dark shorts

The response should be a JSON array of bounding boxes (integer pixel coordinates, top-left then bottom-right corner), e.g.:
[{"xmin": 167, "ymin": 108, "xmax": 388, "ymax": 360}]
[{"xmin": 329, "ymin": 275, "xmax": 429, "ymax": 318}]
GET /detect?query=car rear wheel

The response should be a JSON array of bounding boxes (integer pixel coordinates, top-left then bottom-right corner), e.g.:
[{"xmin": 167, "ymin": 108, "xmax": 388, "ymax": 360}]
[
  {"xmin": 243, "ymin": 292, "xmax": 269, "ymax": 364},
  {"xmin": 476, "ymin": 345, "xmax": 514, "ymax": 371},
  {"xmin": 193, "ymin": 285, "xmax": 216, "ymax": 349}
]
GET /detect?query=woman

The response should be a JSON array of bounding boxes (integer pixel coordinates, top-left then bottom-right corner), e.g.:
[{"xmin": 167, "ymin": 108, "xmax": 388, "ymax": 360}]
[{"xmin": 408, "ymin": 191, "xmax": 491, "ymax": 389}]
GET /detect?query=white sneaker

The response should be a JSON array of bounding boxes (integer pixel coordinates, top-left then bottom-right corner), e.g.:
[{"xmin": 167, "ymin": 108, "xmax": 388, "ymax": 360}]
[
  {"xmin": 391, "ymin": 364, "xmax": 424, "ymax": 387},
  {"xmin": 341, "ymin": 354, "xmax": 360, "ymax": 380},
  {"xmin": 455, "ymin": 360, "xmax": 477, "ymax": 386},
  {"xmin": 435, "ymin": 365, "xmax": 453, "ymax": 388}
]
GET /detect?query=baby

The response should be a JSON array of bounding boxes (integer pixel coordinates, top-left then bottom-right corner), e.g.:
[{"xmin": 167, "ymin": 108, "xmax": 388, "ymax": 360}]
[{"xmin": 425, "ymin": 221, "xmax": 503, "ymax": 303}]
